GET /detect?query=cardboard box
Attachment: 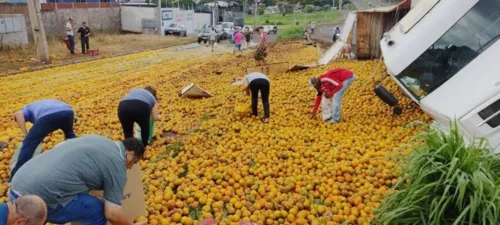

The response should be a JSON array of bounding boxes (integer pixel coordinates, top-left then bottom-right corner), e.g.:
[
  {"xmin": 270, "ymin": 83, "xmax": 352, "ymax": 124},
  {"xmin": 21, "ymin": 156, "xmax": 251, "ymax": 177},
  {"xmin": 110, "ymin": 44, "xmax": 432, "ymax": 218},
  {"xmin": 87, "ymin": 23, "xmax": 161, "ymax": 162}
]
[
  {"xmin": 179, "ymin": 83, "xmax": 213, "ymax": 98},
  {"xmin": 66, "ymin": 164, "xmax": 146, "ymax": 225}
]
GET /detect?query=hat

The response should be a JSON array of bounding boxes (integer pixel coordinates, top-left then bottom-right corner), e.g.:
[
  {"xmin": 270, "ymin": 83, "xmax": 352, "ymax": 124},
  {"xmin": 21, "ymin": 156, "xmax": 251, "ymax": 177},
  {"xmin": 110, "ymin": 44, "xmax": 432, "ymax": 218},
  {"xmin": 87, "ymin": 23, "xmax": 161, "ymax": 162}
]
[{"xmin": 309, "ymin": 77, "xmax": 319, "ymax": 90}]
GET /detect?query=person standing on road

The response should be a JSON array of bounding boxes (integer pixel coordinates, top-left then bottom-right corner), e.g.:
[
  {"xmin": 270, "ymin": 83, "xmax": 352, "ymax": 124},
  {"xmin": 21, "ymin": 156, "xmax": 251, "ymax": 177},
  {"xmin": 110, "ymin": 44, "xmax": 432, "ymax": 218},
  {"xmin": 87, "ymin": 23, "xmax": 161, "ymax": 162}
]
[
  {"xmin": 209, "ymin": 27, "xmax": 217, "ymax": 52},
  {"xmin": 244, "ymin": 26, "xmax": 251, "ymax": 48},
  {"xmin": 311, "ymin": 22, "xmax": 316, "ymax": 34},
  {"xmin": 118, "ymin": 86, "xmax": 161, "ymax": 147},
  {"xmin": 254, "ymin": 27, "xmax": 268, "ymax": 65},
  {"xmin": 309, "ymin": 68, "xmax": 355, "ymax": 123},
  {"xmin": 243, "ymin": 72, "xmax": 270, "ymax": 123},
  {"xmin": 333, "ymin": 27, "xmax": 341, "ymax": 42},
  {"xmin": 233, "ymin": 29, "xmax": 244, "ymax": 55},
  {"xmin": 11, "ymin": 99, "xmax": 76, "ymax": 181},
  {"xmin": 77, "ymin": 22, "xmax": 91, "ymax": 54},
  {"xmin": 0, "ymin": 195, "xmax": 47, "ymax": 225},
  {"xmin": 9, "ymin": 135, "xmax": 147, "ymax": 225},
  {"xmin": 65, "ymin": 17, "xmax": 75, "ymax": 54}
]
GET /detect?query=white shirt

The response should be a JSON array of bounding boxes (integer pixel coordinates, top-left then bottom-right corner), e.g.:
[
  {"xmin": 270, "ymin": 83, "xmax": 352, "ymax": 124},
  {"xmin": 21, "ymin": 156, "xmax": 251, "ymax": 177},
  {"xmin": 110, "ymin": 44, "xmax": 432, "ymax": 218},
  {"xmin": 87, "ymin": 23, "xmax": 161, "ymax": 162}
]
[
  {"xmin": 209, "ymin": 30, "xmax": 217, "ymax": 41},
  {"xmin": 243, "ymin": 72, "xmax": 269, "ymax": 87},
  {"xmin": 311, "ymin": 24, "xmax": 315, "ymax": 29},
  {"xmin": 66, "ymin": 22, "xmax": 74, "ymax": 36}
]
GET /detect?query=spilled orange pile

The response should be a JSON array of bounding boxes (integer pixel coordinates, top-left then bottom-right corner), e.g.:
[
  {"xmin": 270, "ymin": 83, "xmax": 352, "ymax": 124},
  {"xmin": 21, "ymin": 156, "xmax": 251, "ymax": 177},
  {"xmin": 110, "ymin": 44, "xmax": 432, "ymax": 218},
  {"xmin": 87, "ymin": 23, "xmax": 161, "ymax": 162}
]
[{"xmin": 0, "ymin": 41, "xmax": 430, "ymax": 225}]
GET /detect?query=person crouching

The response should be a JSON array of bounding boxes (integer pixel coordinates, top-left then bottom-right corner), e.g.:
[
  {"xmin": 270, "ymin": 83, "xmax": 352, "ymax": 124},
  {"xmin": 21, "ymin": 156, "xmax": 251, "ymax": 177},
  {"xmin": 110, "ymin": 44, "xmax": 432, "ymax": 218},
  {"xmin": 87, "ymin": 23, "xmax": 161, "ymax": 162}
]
[{"xmin": 309, "ymin": 68, "xmax": 355, "ymax": 123}]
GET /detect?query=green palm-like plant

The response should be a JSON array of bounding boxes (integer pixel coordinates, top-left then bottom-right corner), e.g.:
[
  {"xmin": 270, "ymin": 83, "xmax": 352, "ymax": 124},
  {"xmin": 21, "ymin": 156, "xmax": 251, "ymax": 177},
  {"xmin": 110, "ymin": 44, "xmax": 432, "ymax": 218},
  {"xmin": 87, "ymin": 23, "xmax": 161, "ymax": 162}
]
[{"xmin": 373, "ymin": 123, "xmax": 500, "ymax": 225}]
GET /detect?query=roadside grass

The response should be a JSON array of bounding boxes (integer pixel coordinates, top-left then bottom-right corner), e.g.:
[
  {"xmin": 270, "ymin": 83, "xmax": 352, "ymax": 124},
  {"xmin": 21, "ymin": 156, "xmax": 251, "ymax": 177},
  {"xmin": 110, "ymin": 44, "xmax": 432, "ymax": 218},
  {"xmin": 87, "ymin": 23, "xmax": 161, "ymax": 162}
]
[
  {"xmin": 277, "ymin": 26, "xmax": 305, "ymax": 40},
  {"xmin": 244, "ymin": 11, "xmax": 340, "ymax": 27}
]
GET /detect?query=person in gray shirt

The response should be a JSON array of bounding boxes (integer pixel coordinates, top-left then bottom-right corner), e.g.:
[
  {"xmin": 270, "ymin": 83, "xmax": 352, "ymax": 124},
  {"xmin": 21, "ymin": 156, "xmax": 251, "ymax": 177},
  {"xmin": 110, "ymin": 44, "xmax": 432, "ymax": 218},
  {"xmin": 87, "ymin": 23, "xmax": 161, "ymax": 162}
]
[
  {"xmin": 9, "ymin": 135, "xmax": 146, "ymax": 225},
  {"xmin": 118, "ymin": 86, "xmax": 162, "ymax": 147}
]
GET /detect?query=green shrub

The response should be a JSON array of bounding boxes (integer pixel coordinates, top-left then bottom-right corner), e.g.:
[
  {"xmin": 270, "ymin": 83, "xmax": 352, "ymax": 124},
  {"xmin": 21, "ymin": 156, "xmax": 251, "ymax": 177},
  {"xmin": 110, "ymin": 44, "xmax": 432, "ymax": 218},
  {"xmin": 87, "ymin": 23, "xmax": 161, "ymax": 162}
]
[
  {"xmin": 276, "ymin": 21, "xmax": 284, "ymax": 25},
  {"xmin": 373, "ymin": 123, "xmax": 500, "ymax": 225},
  {"xmin": 323, "ymin": 4, "xmax": 331, "ymax": 11},
  {"xmin": 277, "ymin": 26, "xmax": 304, "ymax": 40},
  {"xmin": 305, "ymin": 4, "xmax": 315, "ymax": 13}
]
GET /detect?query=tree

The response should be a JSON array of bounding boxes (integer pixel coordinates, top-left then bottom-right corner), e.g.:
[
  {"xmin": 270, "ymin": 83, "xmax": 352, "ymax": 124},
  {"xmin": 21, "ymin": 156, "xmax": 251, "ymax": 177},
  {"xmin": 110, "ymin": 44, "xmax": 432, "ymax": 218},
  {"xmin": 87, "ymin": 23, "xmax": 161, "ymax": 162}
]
[
  {"xmin": 305, "ymin": 4, "xmax": 315, "ymax": 13},
  {"xmin": 322, "ymin": 4, "xmax": 330, "ymax": 11}
]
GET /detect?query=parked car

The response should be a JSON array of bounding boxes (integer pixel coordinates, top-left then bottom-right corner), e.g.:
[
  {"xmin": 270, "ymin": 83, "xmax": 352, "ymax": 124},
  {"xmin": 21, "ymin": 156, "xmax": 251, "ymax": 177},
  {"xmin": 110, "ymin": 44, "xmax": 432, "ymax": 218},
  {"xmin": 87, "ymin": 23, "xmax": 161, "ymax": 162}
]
[
  {"xmin": 197, "ymin": 27, "xmax": 222, "ymax": 44},
  {"xmin": 165, "ymin": 23, "xmax": 187, "ymax": 36},
  {"xmin": 263, "ymin": 25, "xmax": 275, "ymax": 34}
]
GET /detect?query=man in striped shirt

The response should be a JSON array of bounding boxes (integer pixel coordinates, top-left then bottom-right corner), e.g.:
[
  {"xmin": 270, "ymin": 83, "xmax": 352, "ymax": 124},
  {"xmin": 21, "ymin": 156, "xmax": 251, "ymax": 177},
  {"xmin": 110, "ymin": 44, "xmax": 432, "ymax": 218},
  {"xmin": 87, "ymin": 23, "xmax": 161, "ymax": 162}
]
[{"xmin": 310, "ymin": 68, "xmax": 356, "ymax": 123}]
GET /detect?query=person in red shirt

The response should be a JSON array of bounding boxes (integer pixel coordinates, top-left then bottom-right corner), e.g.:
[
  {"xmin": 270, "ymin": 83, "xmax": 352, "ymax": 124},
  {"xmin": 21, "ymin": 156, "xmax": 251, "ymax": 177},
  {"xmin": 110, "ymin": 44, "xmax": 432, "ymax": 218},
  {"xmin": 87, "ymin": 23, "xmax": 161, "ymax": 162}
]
[{"xmin": 309, "ymin": 68, "xmax": 356, "ymax": 123}]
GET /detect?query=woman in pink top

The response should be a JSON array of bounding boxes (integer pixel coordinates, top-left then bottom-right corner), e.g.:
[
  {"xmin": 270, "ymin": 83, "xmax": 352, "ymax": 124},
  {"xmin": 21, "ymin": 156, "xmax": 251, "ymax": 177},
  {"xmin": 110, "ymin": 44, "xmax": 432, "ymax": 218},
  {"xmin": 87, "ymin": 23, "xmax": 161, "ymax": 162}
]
[{"xmin": 233, "ymin": 29, "xmax": 244, "ymax": 55}]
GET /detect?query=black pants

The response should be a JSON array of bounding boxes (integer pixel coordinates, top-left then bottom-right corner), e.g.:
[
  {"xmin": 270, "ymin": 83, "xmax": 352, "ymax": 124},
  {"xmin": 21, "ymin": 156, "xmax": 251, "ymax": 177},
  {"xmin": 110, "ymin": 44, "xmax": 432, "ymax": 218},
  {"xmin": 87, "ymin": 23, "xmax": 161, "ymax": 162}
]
[
  {"xmin": 249, "ymin": 79, "xmax": 270, "ymax": 118},
  {"xmin": 81, "ymin": 38, "xmax": 89, "ymax": 54},
  {"xmin": 118, "ymin": 100, "xmax": 151, "ymax": 147}
]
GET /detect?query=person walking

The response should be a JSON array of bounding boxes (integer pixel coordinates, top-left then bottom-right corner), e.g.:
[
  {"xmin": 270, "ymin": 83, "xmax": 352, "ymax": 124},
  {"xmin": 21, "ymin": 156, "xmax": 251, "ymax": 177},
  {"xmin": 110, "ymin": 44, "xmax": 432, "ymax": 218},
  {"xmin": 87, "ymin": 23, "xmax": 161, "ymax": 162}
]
[
  {"xmin": 333, "ymin": 27, "xmax": 341, "ymax": 42},
  {"xmin": 309, "ymin": 68, "xmax": 356, "ymax": 123},
  {"xmin": 233, "ymin": 29, "xmax": 243, "ymax": 55},
  {"xmin": 118, "ymin": 86, "xmax": 161, "ymax": 147},
  {"xmin": 9, "ymin": 135, "xmax": 146, "ymax": 225},
  {"xmin": 244, "ymin": 26, "xmax": 251, "ymax": 48},
  {"xmin": 209, "ymin": 27, "xmax": 217, "ymax": 52},
  {"xmin": 65, "ymin": 17, "xmax": 75, "ymax": 54},
  {"xmin": 77, "ymin": 22, "xmax": 91, "ymax": 54},
  {"xmin": 11, "ymin": 99, "xmax": 76, "ymax": 181},
  {"xmin": 254, "ymin": 27, "xmax": 268, "ymax": 65},
  {"xmin": 0, "ymin": 195, "xmax": 47, "ymax": 225},
  {"xmin": 243, "ymin": 72, "xmax": 270, "ymax": 123}
]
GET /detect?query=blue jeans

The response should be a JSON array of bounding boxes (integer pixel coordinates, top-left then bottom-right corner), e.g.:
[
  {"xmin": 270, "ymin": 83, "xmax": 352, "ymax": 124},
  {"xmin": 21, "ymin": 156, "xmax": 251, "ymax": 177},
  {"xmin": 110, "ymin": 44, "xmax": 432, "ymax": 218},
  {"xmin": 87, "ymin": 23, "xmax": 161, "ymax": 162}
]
[
  {"xmin": 10, "ymin": 110, "xmax": 76, "ymax": 181},
  {"xmin": 321, "ymin": 75, "xmax": 355, "ymax": 123},
  {"xmin": 10, "ymin": 191, "xmax": 106, "ymax": 225},
  {"xmin": 68, "ymin": 35, "xmax": 75, "ymax": 53},
  {"xmin": 332, "ymin": 75, "xmax": 355, "ymax": 122}
]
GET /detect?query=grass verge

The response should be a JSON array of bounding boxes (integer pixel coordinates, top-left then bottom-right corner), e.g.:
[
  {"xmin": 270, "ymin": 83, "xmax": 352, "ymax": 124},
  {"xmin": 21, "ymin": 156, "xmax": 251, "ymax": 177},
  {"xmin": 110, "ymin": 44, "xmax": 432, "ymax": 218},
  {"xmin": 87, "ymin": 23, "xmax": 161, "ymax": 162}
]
[{"xmin": 277, "ymin": 26, "xmax": 305, "ymax": 40}]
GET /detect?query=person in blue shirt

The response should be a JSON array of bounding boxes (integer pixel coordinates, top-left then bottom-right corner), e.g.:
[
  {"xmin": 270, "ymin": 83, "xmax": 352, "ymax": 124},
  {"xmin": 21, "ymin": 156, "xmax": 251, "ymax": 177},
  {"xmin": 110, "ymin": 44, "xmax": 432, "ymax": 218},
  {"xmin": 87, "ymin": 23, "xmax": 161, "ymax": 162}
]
[
  {"xmin": 0, "ymin": 195, "xmax": 46, "ymax": 225},
  {"xmin": 11, "ymin": 99, "xmax": 76, "ymax": 181},
  {"xmin": 118, "ymin": 86, "xmax": 161, "ymax": 147}
]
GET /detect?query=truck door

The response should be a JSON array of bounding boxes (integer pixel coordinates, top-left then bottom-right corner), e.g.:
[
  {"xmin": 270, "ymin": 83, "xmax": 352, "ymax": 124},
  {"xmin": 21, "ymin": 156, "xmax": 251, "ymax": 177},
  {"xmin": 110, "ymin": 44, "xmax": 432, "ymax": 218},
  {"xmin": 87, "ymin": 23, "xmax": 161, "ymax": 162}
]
[{"xmin": 460, "ymin": 92, "xmax": 500, "ymax": 154}]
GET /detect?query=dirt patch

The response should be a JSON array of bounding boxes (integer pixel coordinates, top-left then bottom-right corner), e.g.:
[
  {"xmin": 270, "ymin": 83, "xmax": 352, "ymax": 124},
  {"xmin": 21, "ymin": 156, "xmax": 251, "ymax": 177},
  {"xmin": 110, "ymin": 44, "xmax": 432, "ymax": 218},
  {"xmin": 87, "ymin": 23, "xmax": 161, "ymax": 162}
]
[
  {"xmin": 161, "ymin": 131, "xmax": 178, "ymax": 138},
  {"xmin": 0, "ymin": 33, "xmax": 196, "ymax": 76},
  {"xmin": 0, "ymin": 142, "xmax": 8, "ymax": 152}
]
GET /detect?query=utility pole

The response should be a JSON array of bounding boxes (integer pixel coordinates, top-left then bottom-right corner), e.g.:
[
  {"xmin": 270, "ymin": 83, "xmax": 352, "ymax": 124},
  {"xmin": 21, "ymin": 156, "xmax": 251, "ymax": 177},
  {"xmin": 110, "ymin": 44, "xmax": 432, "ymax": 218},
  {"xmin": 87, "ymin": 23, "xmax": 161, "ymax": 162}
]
[
  {"xmin": 27, "ymin": 0, "xmax": 50, "ymax": 64},
  {"xmin": 157, "ymin": 0, "xmax": 162, "ymax": 35},
  {"xmin": 253, "ymin": 0, "xmax": 257, "ymax": 29},
  {"xmin": 338, "ymin": 0, "xmax": 342, "ymax": 12}
]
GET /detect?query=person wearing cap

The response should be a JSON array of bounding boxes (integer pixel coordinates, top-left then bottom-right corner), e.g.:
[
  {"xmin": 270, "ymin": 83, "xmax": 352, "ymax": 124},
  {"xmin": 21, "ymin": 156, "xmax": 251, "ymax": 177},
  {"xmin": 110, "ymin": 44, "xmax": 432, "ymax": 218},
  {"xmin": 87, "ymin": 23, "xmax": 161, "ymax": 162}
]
[
  {"xmin": 11, "ymin": 99, "xmax": 76, "ymax": 181},
  {"xmin": 9, "ymin": 135, "xmax": 146, "ymax": 225},
  {"xmin": 0, "ymin": 195, "xmax": 47, "ymax": 225},
  {"xmin": 65, "ymin": 17, "xmax": 75, "ymax": 54},
  {"xmin": 310, "ymin": 68, "xmax": 355, "ymax": 123},
  {"xmin": 243, "ymin": 72, "xmax": 270, "ymax": 123},
  {"xmin": 77, "ymin": 22, "xmax": 91, "ymax": 54}
]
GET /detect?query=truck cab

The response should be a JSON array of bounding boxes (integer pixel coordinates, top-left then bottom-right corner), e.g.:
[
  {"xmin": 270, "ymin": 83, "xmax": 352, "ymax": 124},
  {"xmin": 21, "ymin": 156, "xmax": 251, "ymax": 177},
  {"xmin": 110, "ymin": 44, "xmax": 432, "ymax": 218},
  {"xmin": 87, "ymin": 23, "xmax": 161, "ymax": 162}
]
[{"xmin": 379, "ymin": 0, "xmax": 500, "ymax": 152}]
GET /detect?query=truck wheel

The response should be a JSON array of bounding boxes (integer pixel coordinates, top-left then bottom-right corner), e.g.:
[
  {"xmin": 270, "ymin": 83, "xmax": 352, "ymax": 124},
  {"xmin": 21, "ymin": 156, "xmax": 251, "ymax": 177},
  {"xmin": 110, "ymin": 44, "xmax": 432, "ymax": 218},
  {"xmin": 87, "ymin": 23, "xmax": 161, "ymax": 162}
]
[{"xmin": 198, "ymin": 38, "xmax": 202, "ymax": 44}]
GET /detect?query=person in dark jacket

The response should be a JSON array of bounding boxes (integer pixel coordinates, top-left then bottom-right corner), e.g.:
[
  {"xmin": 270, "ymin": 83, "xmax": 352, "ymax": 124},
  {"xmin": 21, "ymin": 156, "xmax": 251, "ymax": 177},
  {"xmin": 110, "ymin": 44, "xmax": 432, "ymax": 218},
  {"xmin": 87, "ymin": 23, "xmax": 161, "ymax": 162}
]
[
  {"xmin": 77, "ymin": 22, "xmax": 91, "ymax": 54},
  {"xmin": 310, "ymin": 68, "xmax": 355, "ymax": 123},
  {"xmin": 118, "ymin": 86, "xmax": 161, "ymax": 146}
]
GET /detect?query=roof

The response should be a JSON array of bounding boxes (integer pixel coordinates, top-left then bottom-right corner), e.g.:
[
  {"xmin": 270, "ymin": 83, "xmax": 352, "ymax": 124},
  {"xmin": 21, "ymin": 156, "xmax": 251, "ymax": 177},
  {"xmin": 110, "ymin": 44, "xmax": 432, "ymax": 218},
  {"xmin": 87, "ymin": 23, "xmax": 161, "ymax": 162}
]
[{"xmin": 356, "ymin": 0, "xmax": 411, "ymax": 13}]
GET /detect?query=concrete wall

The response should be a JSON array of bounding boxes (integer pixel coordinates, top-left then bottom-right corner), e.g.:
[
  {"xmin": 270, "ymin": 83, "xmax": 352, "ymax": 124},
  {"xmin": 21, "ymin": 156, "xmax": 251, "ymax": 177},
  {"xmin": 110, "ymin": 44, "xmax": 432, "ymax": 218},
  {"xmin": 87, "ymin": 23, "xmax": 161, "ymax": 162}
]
[
  {"xmin": 0, "ymin": 3, "xmax": 31, "ymax": 40},
  {"xmin": 120, "ymin": 6, "xmax": 156, "ymax": 33},
  {"xmin": 42, "ymin": 6, "xmax": 121, "ymax": 37},
  {"xmin": 0, "ymin": 14, "xmax": 28, "ymax": 47},
  {"xmin": 0, "ymin": 3, "xmax": 121, "ymax": 40}
]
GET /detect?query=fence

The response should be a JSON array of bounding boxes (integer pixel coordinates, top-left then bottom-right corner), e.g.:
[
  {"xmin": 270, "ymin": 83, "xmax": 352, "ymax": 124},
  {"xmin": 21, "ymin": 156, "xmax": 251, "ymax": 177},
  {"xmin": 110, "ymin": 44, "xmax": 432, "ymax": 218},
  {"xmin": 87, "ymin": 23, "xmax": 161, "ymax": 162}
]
[{"xmin": 0, "ymin": 14, "xmax": 28, "ymax": 47}]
